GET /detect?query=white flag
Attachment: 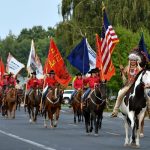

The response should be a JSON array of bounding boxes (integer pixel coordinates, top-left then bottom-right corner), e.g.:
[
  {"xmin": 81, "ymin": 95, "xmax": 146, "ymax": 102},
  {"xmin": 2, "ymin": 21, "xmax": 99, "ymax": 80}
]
[
  {"xmin": 86, "ymin": 39, "xmax": 96, "ymax": 70},
  {"xmin": 6, "ymin": 53, "xmax": 25, "ymax": 76},
  {"xmin": 27, "ymin": 40, "xmax": 43, "ymax": 79}
]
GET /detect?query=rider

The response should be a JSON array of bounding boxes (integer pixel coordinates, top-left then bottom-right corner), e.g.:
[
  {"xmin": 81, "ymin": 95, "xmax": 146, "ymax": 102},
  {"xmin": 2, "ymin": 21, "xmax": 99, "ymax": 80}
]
[
  {"xmin": 81, "ymin": 68, "xmax": 100, "ymax": 102},
  {"xmin": 25, "ymin": 71, "xmax": 40, "ymax": 105},
  {"xmin": 69, "ymin": 72, "xmax": 84, "ymax": 106},
  {"xmin": 42, "ymin": 70, "xmax": 58, "ymax": 104},
  {"xmin": 2, "ymin": 73, "xmax": 9, "ymax": 91},
  {"xmin": 7, "ymin": 72, "xmax": 16, "ymax": 88},
  {"xmin": 111, "ymin": 50, "xmax": 146, "ymax": 117}
]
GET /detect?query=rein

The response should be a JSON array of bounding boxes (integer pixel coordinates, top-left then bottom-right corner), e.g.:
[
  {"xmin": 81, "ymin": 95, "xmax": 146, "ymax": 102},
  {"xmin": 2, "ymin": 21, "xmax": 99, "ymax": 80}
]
[
  {"xmin": 46, "ymin": 96, "xmax": 60, "ymax": 105},
  {"xmin": 89, "ymin": 90, "xmax": 106, "ymax": 106}
]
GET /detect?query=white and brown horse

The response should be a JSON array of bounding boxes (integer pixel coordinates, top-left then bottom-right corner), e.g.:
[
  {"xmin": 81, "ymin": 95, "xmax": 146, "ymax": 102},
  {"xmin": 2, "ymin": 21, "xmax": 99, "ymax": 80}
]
[
  {"xmin": 43, "ymin": 85, "xmax": 63, "ymax": 128},
  {"xmin": 120, "ymin": 67, "xmax": 150, "ymax": 148}
]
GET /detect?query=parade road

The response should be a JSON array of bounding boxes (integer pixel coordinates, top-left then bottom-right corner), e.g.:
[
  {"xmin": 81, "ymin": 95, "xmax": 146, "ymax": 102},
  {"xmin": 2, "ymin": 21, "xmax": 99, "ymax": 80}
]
[{"xmin": 0, "ymin": 107, "xmax": 149, "ymax": 150}]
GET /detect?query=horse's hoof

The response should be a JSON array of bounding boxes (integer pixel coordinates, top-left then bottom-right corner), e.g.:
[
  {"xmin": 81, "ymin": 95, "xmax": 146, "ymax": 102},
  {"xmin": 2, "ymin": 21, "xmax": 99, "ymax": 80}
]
[
  {"xmin": 94, "ymin": 133, "xmax": 99, "ymax": 137},
  {"xmin": 130, "ymin": 143, "xmax": 140, "ymax": 149},
  {"xmin": 54, "ymin": 125, "xmax": 57, "ymax": 128},
  {"xmin": 29, "ymin": 119, "xmax": 32, "ymax": 123},
  {"xmin": 86, "ymin": 132, "xmax": 90, "ymax": 136},
  {"xmin": 124, "ymin": 143, "xmax": 129, "ymax": 147},
  {"xmin": 140, "ymin": 133, "xmax": 144, "ymax": 138},
  {"xmin": 44, "ymin": 125, "xmax": 47, "ymax": 128}
]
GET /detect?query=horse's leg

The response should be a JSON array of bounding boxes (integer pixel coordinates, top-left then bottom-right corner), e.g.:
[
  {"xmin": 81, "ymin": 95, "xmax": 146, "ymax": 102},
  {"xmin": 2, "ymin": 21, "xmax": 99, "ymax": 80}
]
[
  {"xmin": 48, "ymin": 109, "xmax": 53, "ymax": 128},
  {"xmin": 136, "ymin": 112, "xmax": 145, "ymax": 147},
  {"xmin": 73, "ymin": 106, "xmax": 77, "ymax": 123},
  {"xmin": 90, "ymin": 113, "xmax": 93, "ymax": 132},
  {"xmin": 124, "ymin": 117, "xmax": 129, "ymax": 146},
  {"xmin": 44, "ymin": 111, "xmax": 48, "ymax": 128},
  {"xmin": 12, "ymin": 103, "xmax": 16, "ymax": 119},
  {"xmin": 128, "ymin": 112, "xmax": 136, "ymax": 147},
  {"xmin": 140, "ymin": 111, "xmax": 146, "ymax": 137},
  {"xmin": 27, "ymin": 106, "xmax": 32, "ymax": 123},
  {"xmin": 94, "ymin": 113, "xmax": 99, "ymax": 135},
  {"xmin": 54, "ymin": 107, "xmax": 61, "ymax": 127}
]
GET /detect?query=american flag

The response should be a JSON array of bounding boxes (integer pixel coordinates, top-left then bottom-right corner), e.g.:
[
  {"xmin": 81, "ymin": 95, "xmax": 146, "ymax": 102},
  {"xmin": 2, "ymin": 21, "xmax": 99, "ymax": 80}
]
[{"xmin": 96, "ymin": 8, "xmax": 119, "ymax": 81}]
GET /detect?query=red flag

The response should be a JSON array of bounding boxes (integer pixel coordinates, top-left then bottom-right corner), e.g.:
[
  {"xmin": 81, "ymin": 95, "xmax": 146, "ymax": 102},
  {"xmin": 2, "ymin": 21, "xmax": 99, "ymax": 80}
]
[
  {"xmin": 0, "ymin": 58, "xmax": 5, "ymax": 81},
  {"xmin": 46, "ymin": 38, "xmax": 72, "ymax": 87},
  {"xmin": 96, "ymin": 8, "xmax": 119, "ymax": 81}
]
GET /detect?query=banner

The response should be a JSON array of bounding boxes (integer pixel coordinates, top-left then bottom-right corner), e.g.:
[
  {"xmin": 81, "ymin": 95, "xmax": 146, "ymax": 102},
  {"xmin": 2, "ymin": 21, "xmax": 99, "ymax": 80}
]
[
  {"xmin": 27, "ymin": 40, "xmax": 43, "ymax": 79},
  {"xmin": 6, "ymin": 53, "xmax": 25, "ymax": 76},
  {"xmin": 47, "ymin": 38, "xmax": 72, "ymax": 86}
]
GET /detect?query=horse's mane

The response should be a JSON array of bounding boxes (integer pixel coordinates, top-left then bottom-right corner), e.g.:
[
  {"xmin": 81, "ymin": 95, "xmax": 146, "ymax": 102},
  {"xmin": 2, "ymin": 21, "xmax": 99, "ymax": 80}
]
[{"xmin": 129, "ymin": 69, "xmax": 146, "ymax": 90}]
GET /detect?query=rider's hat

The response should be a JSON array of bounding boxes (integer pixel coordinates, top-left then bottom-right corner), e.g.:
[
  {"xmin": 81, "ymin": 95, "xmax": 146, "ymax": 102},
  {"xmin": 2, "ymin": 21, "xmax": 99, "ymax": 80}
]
[
  {"xmin": 94, "ymin": 67, "xmax": 100, "ymax": 73},
  {"xmin": 31, "ymin": 71, "xmax": 36, "ymax": 75},
  {"xmin": 128, "ymin": 53, "xmax": 141, "ymax": 63},
  {"xmin": 48, "ymin": 70, "xmax": 55, "ymax": 75},
  {"xmin": 88, "ymin": 69, "xmax": 96, "ymax": 74},
  {"xmin": 76, "ymin": 72, "xmax": 82, "ymax": 76},
  {"xmin": 3, "ymin": 73, "xmax": 9, "ymax": 76}
]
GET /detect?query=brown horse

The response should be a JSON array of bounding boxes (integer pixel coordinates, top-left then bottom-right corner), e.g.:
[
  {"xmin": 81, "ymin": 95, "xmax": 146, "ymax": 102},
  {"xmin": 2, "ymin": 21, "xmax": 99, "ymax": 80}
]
[
  {"xmin": 72, "ymin": 89, "xmax": 84, "ymax": 123},
  {"xmin": 83, "ymin": 82, "xmax": 107, "ymax": 135},
  {"xmin": 26, "ymin": 87, "xmax": 42, "ymax": 123},
  {"xmin": 3, "ymin": 87, "xmax": 17, "ymax": 119},
  {"xmin": 43, "ymin": 86, "xmax": 63, "ymax": 128},
  {"xmin": 16, "ymin": 89, "xmax": 24, "ymax": 111}
]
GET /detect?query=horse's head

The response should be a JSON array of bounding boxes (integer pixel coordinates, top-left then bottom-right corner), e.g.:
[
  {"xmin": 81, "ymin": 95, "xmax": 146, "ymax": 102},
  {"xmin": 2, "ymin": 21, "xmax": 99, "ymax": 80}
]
[{"xmin": 95, "ymin": 81, "xmax": 107, "ymax": 100}]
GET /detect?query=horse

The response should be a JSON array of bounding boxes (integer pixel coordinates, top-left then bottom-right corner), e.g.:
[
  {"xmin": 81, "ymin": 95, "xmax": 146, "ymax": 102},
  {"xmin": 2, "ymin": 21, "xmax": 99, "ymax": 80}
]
[
  {"xmin": 120, "ymin": 67, "xmax": 150, "ymax": 148},
  {"xmin": 71, "ymin": 89, "xmax": 84, "ymax": 123},
  {"xmin": 26, "ymin": 87, "xmax": 42, "ymax": 123},
  {"xmin": 3, "ymin": 87, "xmax": 17, "ymax": 119},
  {"xmin": 83, "ymin": 81, "xmax": 107, "ymax": 135},
  {"xmin": 16, "ymin": 89, "xmax": 24, "ymax": 111},
  {"xmin": 43, "ymin": 85, "xmax": 63, "ymax": 128}
]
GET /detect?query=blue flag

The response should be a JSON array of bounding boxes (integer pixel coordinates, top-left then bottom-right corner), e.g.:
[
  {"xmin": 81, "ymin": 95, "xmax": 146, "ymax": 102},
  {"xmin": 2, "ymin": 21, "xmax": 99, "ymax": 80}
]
[
  {"xmin": 139, "ymin": 33, "xmax": 150, "ymax": 60},
  {"xmin": 67, "ymin": 38, "xmax": 90, "ymax": 74}
]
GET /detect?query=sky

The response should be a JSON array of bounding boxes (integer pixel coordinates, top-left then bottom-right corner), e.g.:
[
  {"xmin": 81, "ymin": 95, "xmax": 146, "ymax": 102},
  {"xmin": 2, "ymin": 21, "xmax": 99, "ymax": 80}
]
[{"xmin": 0, "ymin": 0, "xmax": 62, "ymax": 39}]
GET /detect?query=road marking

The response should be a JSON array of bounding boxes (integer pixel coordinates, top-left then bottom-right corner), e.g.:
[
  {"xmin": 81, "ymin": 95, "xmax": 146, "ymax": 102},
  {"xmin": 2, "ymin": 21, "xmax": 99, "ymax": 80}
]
[
  {"xmin": 0, "ymin": 130, "xmax": 56, "ymax": 150},
  {"xmin": 104, "ymin": 131, "xmax": 120, "ymax": 136}
]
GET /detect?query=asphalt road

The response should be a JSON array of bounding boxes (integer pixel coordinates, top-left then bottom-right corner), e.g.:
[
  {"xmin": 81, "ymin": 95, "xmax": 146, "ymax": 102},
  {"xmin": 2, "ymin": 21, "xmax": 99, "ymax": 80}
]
[{"xmin": 0, "ymin": 107, "xmax": 149, "ymax": 150}]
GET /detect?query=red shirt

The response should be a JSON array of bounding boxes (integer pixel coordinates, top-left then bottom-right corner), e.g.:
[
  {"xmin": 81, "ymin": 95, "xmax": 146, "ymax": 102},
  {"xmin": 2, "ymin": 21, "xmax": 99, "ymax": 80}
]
[
  {"xmin": 27, "ymin": 78, "xmax": 40, "ymax": 89},
  {"xmin": 8, "ymin": 76, "xmax": 16, "ymax": 86},
  {"xmin": 84, "ymin": 76, "xmax": 100, "ymax": 89},
  {"xmin": 44, "ymin": 76, "xmax": 57, "ymax": 88},
  {"xmin": 74, "ymin": 78, "xmax": 83, "ymax": 90}
]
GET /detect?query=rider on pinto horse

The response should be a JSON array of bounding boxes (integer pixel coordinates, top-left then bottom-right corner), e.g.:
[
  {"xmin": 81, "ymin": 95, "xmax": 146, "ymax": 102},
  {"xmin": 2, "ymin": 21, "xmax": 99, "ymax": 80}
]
[{"xmin": 111, "ymin": 47, "xmax": 150, "ymax": 118}]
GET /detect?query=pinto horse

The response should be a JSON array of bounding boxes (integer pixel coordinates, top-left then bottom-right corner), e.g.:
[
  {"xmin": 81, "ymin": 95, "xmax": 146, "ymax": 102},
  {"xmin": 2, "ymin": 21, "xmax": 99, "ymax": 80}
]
[
  {"xmin": 3, "ymin": 87, "xmax": 17, "ymax": 119},
  {"xmin": 83, "ymin": 81, "xmax": 107, "ymax": 135},
  {"xmin": 43, "ymin": 86, "xmax": 63, "ymax": 128},
  {"xmin": 26, "ymin": 87, "xmax": 42, "ymax": 123},
  {"xmin": 120, "ymin": 67, "xmax": 150, "ymax": 148},
  {"xmin": 72, "ymin": 89, "xmax": 84, "ymax": 123}
]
